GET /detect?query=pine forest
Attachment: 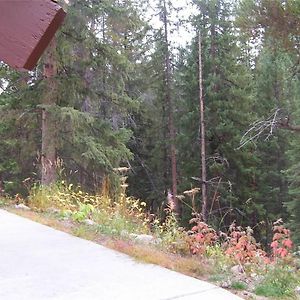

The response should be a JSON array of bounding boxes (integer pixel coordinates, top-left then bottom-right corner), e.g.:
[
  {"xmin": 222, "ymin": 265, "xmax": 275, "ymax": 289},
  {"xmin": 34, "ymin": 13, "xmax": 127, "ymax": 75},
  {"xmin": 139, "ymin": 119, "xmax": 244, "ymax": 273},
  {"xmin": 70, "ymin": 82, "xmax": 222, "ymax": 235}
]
[{"xmin": 1, "ymin": 1, "xmax": 300, "ymax": 297}]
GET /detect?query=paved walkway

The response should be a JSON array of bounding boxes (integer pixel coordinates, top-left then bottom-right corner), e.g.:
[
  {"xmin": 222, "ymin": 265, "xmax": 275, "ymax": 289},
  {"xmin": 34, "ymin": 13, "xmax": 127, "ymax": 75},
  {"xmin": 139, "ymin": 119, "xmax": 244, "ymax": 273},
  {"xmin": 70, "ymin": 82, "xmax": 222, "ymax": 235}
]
[{"xmin": 0, "ymin": 209, "xmax": 242, "ymax": 300}]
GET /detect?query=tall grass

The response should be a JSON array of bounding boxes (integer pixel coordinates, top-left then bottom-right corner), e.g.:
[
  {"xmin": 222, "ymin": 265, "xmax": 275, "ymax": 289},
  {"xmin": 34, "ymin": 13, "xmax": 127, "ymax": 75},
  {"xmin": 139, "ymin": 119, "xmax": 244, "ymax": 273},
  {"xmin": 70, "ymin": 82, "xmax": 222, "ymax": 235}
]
[{"xmin": 28, "ymin": 181, "xmax": 150, "ymax": 237}]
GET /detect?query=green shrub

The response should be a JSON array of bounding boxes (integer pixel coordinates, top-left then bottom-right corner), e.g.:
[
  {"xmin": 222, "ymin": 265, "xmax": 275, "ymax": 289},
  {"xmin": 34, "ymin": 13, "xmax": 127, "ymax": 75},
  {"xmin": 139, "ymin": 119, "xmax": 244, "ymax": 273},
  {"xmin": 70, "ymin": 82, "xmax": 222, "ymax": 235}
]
[
  {"xmin": 71, "ymin": 203, "xmax": 95, "ymax": 222},
  {"xmin": 153, "ymin": 213, "xmax": 189, "ymax": 254}
]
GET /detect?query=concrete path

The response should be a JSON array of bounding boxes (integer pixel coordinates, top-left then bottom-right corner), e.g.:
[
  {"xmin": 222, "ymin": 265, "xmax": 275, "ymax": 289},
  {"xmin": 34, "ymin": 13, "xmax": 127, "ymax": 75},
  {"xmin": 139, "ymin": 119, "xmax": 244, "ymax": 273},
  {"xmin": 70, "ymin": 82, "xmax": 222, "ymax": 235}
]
[{"xmin": 0, "ymin": 209, "xmax": 242, "ymax": 300}]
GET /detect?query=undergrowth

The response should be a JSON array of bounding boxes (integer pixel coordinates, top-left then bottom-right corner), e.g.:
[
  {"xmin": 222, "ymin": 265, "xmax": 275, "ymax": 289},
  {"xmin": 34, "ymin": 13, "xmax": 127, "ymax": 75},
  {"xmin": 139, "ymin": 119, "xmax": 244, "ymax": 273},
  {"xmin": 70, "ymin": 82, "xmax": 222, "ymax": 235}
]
[
  {"xmin": 255, "ymin": 264, "xmax": 299, "ymax": 298},
  {"xmin": 29, "ymin": 181, "xmax": 150, "ymax": 237}
]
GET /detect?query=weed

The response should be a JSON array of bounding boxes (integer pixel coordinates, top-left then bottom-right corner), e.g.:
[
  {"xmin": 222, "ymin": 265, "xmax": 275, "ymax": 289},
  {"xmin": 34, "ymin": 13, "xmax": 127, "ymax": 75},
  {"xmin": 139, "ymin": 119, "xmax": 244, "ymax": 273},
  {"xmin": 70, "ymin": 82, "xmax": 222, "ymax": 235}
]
[
  {"xmin": 231, "ymin": 281, "xmax": 248, "ymax": 290},
  {"xmin": 271, "ymin": 219, "xmax": 293, "ymax": 260},
  {"xmin": 71, "ymin": 203, "xmax": 95, "ymax": 222},
  {"xmin": 0, "ymin": 198, "xmax": 6, "ymax": 207},
  {"xmin": 153, "ymin": 212, "xmax": 189, "ymax": 254},
  {"xmin": 94, "ymin": 210, "xmax": 144, "ymax": 237},
  {"xmin": 28, "ymin": 185, "xmax": 53, "ymax": 210},
  {"xmin": 223, "ymin": 222, "xmax": 268, "ymax": 265},
  {"xmin": 174, "ymin": 257, "xmax": 208, "ymax": 277},
  {"xmin": 72, "ymin": 225, "xmax": 98, "ymax": 241},
  {"xmin": 254, "ymin": 264, "xmax": 299, "ymax": 298},
  {"xmin": 209, "ymin": 273, "xmax": 228, "ymax": 283},
  {"xmin": 187, "ymin": 216, "xmax": 218, "ymax": 255},
  {"xmin": 205, "ymin": 245, "xmax": 233, "ymax": 274},
  {"xmin": 28, "ymin": 181, "xmax": 150, "ymax": 237}
]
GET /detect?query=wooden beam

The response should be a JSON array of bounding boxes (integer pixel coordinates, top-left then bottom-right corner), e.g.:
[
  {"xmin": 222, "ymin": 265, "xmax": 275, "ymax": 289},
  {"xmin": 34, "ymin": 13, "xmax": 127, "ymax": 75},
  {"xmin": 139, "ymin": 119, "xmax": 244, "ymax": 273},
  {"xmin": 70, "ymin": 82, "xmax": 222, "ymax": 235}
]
[{"xmin": 0, "ymin": 0, "xmax": 66, "ymax": 71}]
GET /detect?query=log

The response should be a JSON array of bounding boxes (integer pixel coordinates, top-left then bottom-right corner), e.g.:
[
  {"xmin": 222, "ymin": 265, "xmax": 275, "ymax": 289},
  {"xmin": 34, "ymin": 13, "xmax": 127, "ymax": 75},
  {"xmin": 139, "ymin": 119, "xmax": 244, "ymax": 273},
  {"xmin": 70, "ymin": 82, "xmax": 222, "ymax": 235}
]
[{"xmin": 0, "ymin": 0, "xmax": 66, "ymax": 71}]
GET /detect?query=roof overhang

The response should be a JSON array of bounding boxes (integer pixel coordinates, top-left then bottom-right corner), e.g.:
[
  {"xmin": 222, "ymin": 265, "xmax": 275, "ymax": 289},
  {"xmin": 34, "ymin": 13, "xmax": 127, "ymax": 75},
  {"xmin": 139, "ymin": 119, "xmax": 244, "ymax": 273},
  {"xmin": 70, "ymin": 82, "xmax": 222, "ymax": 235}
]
[{"xmin": 0, "ymin": 0, "xmax": 66, "ymax": 71}]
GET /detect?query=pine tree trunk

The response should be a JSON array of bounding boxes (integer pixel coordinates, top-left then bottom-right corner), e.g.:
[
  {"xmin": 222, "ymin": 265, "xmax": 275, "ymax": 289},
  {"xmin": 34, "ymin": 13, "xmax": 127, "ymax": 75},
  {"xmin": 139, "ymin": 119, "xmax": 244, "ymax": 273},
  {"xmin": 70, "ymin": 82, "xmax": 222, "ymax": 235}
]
[
  {"xmin": 41, "ymin": 39, "xmax": 57, "ymax": 186},
  {"xmin": 198, "ymin": 33, "xmax": 208, "ymax": 222},
  {"xmin": 162, "ymin": 0, "xmax": 180, "ymax": 217}
]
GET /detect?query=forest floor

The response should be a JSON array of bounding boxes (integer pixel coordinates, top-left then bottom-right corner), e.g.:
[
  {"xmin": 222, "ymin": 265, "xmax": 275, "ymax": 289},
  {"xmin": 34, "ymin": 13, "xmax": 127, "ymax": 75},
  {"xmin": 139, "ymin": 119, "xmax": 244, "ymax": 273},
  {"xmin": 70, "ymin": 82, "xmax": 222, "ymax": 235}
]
[{"xmin": 0, "ymin": 202, "xmax": 280, "ymax": 300}]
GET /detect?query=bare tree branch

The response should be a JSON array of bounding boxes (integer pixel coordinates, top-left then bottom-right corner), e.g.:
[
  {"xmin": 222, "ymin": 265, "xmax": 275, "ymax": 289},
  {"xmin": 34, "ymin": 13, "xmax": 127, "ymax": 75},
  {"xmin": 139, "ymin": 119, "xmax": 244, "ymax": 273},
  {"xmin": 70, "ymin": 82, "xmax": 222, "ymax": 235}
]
[{"xmin": 238, "ymin": 108, "xmax": 300, "ymax": 149}]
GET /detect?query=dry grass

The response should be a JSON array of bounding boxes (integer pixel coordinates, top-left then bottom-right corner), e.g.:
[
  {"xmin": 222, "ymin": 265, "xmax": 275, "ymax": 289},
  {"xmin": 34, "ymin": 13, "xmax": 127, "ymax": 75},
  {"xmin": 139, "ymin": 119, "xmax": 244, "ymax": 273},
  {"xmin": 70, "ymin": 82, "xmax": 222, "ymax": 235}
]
[
  {"xmin": 105, "ymin": 239, "xmax": 209, "ymax": 280},
  {"xmin": 5, "ymin": 207, "xmax": 75, "ymax": 234},
  {"xmin": 72, "ymin": 225, "xmax": 99, "ymax": 241}
]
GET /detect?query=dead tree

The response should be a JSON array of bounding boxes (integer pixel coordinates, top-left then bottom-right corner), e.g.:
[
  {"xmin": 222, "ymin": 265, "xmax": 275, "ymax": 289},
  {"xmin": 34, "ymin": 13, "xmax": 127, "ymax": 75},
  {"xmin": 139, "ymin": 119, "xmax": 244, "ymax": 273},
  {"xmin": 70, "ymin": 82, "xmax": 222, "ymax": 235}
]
[{"xmin": 198, "ymin": 33, "xmax": 208, "ymax": 222}]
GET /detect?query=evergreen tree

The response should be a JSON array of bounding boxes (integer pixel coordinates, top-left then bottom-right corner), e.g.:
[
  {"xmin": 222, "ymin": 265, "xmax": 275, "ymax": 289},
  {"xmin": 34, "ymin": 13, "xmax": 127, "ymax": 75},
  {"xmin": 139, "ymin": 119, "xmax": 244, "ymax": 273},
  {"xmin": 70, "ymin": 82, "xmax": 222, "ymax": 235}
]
[
  {"xmin": 128, "ymin": 0, "xmax": 181, "ymax": 216},
  {"xmin": 0, "ymin": 0, "xmax": 148, "ymax": 194},
  {"xmin": 236, "ymin": 0, "xmax": 300, "ymax": 242},
  {"xmin": 175, "ymin": 0, "xmax": 260, "ymax": 228}
]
